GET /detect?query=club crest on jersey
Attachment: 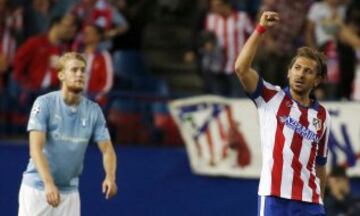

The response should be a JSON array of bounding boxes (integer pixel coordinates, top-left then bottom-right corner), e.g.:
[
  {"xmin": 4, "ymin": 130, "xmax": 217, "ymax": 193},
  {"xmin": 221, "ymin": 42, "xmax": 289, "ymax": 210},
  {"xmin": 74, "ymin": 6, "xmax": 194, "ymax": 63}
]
[
  {"xmin": 312, "ymin": 118, "xmax": 322, "ymax": 131},
  {"xmin": 286, "ymin": 100, "xmax": 293, "ymax": 108}
]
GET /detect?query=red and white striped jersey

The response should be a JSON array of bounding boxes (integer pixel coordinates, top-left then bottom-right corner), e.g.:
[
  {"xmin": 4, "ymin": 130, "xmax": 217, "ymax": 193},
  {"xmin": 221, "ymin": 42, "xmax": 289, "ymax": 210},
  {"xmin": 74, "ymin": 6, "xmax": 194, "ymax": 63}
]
[
  {"xmin": 205, "ymin": 11, "xmax": 253, "ymax": 74},
  {"xmin": 0, "ymin": 6, "xmax": 22, "ymax": 68},
  {"xmin": 249, "ymin": 78, "xmax": 331, "ymax": 204}
]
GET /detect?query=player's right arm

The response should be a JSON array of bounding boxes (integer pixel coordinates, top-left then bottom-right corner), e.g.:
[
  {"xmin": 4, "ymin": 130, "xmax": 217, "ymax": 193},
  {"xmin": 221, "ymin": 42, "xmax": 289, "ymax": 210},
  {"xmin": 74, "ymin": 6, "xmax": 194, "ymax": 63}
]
[
  {"xmin": 29, "ymin": 131, "xmax": 60, "ymax": 207},
  {"xmin": 234, "ymin": 11, "xmax": 280, "ymax": 94},
  {"xmin": 27, "ymin": 97, "xmax": 60, "ymax": 207}
]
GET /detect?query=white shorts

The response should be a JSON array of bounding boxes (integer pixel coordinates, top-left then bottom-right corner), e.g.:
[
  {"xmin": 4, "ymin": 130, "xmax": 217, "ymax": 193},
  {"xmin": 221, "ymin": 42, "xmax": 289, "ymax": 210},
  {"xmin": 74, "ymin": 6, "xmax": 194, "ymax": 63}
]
[{"xmin": 18, "ymin": 184, "xmax": 80, "ymax": 216}]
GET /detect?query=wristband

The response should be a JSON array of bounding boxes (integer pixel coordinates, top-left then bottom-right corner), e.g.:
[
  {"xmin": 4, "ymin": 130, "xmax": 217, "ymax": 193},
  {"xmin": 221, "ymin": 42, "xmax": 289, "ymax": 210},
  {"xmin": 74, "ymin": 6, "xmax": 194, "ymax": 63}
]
[{"xmin": 255, "ymin": 24, "xmax": 266, "ymax": 34}]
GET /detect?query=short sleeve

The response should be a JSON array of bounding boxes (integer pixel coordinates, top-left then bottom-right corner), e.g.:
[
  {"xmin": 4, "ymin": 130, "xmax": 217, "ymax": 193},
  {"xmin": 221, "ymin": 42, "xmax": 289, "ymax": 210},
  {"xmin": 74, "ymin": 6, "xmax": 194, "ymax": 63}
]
[
  {"xmin": 92, "ymin": 105, "xmax": 111, "ymax": 143},
  {"xmin": 246, "ymin": 77, "xmax": 280, "ymax": 107},
  {"xmin": 27, "ymin": 97, "xmax": 49, "ymax": 132},
  {"xmin": 316, "ymin": 114, "xmax": 331, "ymax": 166}
]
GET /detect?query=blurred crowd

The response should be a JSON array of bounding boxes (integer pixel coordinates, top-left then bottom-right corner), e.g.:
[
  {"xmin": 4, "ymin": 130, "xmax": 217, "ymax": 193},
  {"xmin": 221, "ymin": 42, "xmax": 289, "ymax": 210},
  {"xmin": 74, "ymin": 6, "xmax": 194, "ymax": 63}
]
[
  {"xmin": 188, "ymin": 0, "xmax": 360, "ymax": 100},
  {"xmin": 1, "ymin": 0, "xmax": 360, "ymax": 143},
  {"xmin": 0, "ymin": 0, "xmax": 167, "ymax": 143}
]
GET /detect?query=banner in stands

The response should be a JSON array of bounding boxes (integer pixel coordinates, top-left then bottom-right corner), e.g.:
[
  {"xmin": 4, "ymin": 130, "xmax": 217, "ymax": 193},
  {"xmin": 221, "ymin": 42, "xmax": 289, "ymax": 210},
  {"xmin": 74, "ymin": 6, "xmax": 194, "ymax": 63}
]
[{"xmin": 169, "ymin": 96, "xmax": 360, "ymax": 178}]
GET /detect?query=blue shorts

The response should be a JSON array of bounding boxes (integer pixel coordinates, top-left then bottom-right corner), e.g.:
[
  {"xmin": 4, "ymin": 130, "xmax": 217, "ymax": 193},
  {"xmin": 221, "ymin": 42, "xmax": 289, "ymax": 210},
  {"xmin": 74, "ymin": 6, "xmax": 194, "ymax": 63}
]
[{"xmin": 257, "ymin": 196, "xmax": 325, "ymax": 216}]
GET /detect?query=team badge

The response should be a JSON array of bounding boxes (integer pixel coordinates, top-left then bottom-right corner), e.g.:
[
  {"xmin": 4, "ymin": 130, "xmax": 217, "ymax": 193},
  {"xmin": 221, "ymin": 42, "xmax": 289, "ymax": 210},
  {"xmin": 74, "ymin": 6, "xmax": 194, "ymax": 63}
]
[
  {"xmin": 286, "ymin": 100, "xmax": 293, "ymax": 108},
  {"xmin": 312, "ymin": 118, "xmax": 322, "ymax": 131}
]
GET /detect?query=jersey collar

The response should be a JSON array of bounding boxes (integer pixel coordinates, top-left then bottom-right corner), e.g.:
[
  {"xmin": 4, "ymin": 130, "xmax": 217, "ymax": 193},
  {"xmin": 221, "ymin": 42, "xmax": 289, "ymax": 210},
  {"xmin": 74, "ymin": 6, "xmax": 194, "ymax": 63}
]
[{"xmin": 283, "ymin": 87, "xmax": 320, "ymax": 111}]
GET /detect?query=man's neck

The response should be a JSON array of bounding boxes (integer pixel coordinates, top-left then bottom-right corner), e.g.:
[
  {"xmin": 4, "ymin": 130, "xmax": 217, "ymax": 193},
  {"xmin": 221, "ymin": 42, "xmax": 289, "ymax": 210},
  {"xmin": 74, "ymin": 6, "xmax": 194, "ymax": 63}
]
[
  {"xmin": 61, "ymin": 88, "xmax": 81, "ymax": 106},
  {"xmin": 290, "ymin": 89, "xmax": 311, "ymax": 107}
]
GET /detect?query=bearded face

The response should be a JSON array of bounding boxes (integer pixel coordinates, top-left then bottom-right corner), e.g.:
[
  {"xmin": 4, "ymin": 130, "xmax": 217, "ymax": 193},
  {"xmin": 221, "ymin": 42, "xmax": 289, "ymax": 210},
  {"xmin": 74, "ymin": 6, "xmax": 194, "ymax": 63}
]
[{"xmin": 59, "ymin": 59, "xmax": 86, "ymax": 94}]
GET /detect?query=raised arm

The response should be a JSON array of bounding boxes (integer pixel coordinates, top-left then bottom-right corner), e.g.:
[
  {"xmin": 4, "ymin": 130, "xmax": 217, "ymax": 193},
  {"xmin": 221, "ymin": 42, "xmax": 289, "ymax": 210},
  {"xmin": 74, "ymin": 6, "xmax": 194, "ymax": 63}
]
[
  {"xmin": 98, "ymin": 140, "xmax": 117, "ymax": 199},
  {"xmin": 234, "ymin": 11, "xmax": 280, "ymax": 94},
  {"xmin": 29, "ymin": 131, "xmax": 60, "ymax": 207}
]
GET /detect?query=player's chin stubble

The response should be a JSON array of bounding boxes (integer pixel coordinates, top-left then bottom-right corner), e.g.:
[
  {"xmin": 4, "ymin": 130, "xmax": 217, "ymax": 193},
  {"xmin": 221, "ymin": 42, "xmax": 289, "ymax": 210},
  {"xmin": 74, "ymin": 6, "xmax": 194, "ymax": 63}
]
[{"xmin": 67, "ymin": 85, "xmax": 83, "ymax": 94}]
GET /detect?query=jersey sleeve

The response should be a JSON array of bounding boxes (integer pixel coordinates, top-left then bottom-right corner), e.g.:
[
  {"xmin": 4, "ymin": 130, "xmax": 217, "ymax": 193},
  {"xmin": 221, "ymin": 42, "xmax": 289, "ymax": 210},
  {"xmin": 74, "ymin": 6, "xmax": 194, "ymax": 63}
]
[
  {"xmin": 27, "ymin": 97, "xmax": 49, "ymax": 132},
  {"xmin": 316, "ymin": 113, "xmax": 331, "ymax": 166},
  {"xmin": 247, "ymin": 77, "xmax": 280, "ymax": 107},
  {"xmin": 92, "ymin": 104, "xmax": 111, "ymax": 143}
]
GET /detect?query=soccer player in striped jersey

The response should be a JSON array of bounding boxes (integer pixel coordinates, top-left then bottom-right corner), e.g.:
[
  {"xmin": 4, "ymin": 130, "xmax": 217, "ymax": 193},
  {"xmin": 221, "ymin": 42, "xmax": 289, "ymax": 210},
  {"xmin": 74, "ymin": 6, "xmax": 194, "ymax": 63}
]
[
  {"xmin": 18, "ymin": 52, "xmax": 117, "ymax": 216},
  {"xmin": 235, "ymin": 11, "xmax": 330, "ymax": 216}
]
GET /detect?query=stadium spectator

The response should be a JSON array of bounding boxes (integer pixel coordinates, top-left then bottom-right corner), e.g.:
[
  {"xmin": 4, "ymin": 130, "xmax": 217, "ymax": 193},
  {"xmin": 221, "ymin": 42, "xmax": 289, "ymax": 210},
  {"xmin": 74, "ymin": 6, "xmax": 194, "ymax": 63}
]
[
  {"xmin": 306, "ymin": 0, "xmax": 347, "ymax": 99},
  {"xmin": 69, "ymin": 0, "xmax": 128, "ymax": 50},
  {"xmin": 200, "ymin": 0, "xmax": 253, "ymax": 97},
  {"xmin": 18, "ymin": 52, "xmax": 117, "ymax": 215},
  {"xmin": 71, "ymin": 0, "xmax": 113, "ymax": 30},
  {"xmin": 336, "ymin": 2, "xmax": 360, "ymax": 100},
  {"xmin": 324, "ymin": 166, "xmax": 360, "ymax": 216},
  {"xmin": 306, "ymin": 0, "xmax": 346, "ymax": 49},
  {"xmin": 13, "ymin": 14, "xmax": 76, "ymax": 92},
  {"xmin": 0, "ymin": 0, "xmax": 20, "ymax": 133},
  {"xmin": 82, "ymin": 23, "xmax": 114, "ymax": 105},
  {"xmin": 0, "ymin": 0, "xmax": 23, "ymax": 89}
]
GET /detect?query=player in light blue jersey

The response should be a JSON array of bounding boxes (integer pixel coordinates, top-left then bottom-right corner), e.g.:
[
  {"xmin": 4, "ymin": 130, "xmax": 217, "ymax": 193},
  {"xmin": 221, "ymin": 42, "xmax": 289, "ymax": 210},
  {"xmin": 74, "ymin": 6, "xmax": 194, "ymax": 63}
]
[{"xmin": 18, "ymin": 52, "xmax": 117, "ymax": 216}]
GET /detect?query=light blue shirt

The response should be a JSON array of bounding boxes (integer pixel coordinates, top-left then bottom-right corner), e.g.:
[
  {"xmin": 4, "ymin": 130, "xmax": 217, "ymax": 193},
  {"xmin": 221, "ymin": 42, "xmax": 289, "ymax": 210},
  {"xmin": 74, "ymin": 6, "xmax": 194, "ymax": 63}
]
[{"xmin": 22, "ymin": 91, "xmax": 110, "ymax": 192}]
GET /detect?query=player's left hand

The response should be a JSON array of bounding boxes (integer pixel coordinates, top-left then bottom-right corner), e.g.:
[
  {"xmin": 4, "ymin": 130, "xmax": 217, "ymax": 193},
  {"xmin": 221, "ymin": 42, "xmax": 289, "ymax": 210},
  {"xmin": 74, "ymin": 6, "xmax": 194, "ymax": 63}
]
[{"xmin": 102, "ymin": 178, "xmax": 117, "ymax": 199}]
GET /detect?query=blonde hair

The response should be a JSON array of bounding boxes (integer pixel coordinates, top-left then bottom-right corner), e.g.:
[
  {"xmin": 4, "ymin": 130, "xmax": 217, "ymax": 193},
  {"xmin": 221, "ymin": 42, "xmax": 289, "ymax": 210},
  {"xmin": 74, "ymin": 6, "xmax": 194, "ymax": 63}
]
[{"xmin": 57, "ymin": 52, "xmax": 87, "ymax": 72}]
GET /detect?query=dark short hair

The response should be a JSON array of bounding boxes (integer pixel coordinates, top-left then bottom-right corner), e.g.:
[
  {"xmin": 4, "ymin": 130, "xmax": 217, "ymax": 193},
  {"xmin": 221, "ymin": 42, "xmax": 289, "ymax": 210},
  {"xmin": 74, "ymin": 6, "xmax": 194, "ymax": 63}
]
[
  {"xmin": 288, "ymin": 47, "xmax": 327, "ymax": 79},
  {"xmin": 329, "ymin": 166, "xmax": 347, "ymax": 178}
]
